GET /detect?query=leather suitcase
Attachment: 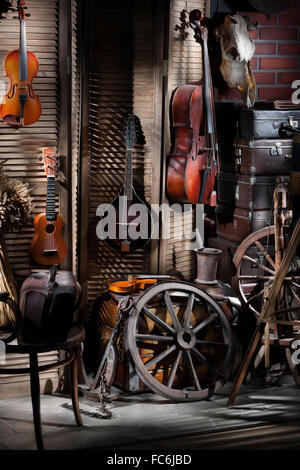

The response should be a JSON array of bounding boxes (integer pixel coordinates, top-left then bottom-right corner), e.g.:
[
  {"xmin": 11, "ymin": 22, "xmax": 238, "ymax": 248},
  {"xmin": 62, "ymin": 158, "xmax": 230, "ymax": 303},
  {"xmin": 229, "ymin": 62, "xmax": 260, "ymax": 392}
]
[
  {"xmin": 216, "ymin": 204, "xmax": 272, "ymax": 243},
  {"xmin": 219, "ymin": 138, "xmax": 293, "ymax": 175},
  {"xmin": 217, "ymin": 172, "xmax": 289, "ymax": 210},
  {"xmin": 217, "ymin": 105, "xmax": 300, "ymax": 140}
]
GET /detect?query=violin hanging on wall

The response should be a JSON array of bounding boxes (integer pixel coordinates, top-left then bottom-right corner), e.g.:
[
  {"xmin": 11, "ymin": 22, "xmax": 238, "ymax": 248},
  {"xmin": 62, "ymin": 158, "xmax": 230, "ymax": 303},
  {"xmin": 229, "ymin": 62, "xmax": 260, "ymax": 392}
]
[
  {"xmin": 166, "ymin": 10, "xmax": 219, "ymax": 206},
  {"xmin": 30, "ymin": 148, "xmax": 66, "ymax": 266},
  {"xmin": 0, "ymin": 0, "xmax": 41, "ymax": 127}
]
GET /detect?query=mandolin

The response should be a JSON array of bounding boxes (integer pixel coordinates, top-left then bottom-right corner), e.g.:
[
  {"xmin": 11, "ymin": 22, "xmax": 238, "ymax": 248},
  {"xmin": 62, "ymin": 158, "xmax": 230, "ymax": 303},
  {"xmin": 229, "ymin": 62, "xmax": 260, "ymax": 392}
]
[
  {"xmin": 30, "ymin": 148, "xmax": 66, "ymax": 266},
  {"xmin": 0, "ymin": 0, "xmax": 41, "ymax": 127},
  {"xmin": 101, "ymin": 114, "xmax": 153, "ymax": 253}
]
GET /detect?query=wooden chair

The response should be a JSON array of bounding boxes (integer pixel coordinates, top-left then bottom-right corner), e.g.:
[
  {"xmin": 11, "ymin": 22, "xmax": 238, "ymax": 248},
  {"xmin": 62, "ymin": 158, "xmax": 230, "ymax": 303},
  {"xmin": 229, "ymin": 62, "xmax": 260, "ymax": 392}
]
[{"xmin": 0, "ymin": 292, "xmax": 85, "ymax": 450}]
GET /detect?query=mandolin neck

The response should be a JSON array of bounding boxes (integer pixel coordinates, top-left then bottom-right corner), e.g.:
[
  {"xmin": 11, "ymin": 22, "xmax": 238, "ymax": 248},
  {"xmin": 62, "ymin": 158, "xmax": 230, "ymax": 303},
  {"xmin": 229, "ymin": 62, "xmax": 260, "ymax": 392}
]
[
  {"xmin": 124, "ymin": 148, "xmax": 133, "ymax": 200},
  {"xmin": 46, "ymin": 176, "xmax": 56, "ymax": 221},
  {"xmin": 19, "ymin": 19, "xmax": 28, "ymax": 82}
]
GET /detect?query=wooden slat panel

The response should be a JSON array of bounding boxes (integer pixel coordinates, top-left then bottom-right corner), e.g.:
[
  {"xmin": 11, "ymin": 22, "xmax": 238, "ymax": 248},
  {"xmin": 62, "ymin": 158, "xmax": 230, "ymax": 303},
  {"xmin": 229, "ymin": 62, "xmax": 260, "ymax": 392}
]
[
  {"xmin": 0, "ymin": 0, "xmax": 60, "ymax": 397},
  {"xmin": 83, "ymin": 0, "xmax": 158, "ymax": 311},
  {"xmin": 162, "ymin": 0, "xmax": 206, "ymax": 280}
]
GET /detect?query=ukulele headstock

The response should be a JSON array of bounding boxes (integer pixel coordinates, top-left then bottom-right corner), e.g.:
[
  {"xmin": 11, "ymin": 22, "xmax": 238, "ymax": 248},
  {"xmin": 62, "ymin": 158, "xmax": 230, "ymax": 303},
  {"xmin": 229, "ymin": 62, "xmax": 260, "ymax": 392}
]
[
  {"xmin": 40, "ymin": 147, "xmax": 58, "ymax": 177},
  {"xmin": 189, "ymin": 9, "xmax": 208, "ymax": 42}
]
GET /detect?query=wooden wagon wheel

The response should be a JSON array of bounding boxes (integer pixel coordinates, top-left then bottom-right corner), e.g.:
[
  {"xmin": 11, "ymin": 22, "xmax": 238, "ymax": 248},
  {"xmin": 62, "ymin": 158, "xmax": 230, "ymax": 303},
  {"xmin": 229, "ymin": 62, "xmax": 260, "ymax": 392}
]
[
  {"xmin": 232, "ymin": 225, "xmax": 300, "ymax": 321},
  {"xmin": 124, "ymin": 281, "xmax": 234, "ymax": 401}
]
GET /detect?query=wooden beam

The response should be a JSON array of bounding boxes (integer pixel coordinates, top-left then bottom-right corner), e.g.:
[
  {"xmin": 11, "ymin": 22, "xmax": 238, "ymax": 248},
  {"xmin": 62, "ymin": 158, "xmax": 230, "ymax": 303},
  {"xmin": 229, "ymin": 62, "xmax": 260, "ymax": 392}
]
[{"xmin": 58, "ymin": 0, "xmax": 72, "ymax": 271}]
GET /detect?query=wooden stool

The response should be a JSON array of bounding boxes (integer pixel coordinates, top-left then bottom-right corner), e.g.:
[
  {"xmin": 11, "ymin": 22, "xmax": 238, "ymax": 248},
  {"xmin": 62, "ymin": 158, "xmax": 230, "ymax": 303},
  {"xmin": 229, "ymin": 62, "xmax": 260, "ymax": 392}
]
[{"xmin": 0, "ymin": 323, "xmax": 85, "ymax": 450}]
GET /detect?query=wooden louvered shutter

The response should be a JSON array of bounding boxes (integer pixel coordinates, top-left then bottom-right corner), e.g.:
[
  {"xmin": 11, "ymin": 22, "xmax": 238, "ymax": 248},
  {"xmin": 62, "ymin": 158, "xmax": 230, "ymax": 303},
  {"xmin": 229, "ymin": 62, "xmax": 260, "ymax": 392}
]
[
  {"xmin": 80, "ymin": 0, "xmax": 162, "ymax": 314},
  {"xmin": 159, "ymin": 0, "xmax": 206, "ymax": 280},
  {"xmin": 0, "ymin": 0, "xmax": 63, "ymax": 398}
]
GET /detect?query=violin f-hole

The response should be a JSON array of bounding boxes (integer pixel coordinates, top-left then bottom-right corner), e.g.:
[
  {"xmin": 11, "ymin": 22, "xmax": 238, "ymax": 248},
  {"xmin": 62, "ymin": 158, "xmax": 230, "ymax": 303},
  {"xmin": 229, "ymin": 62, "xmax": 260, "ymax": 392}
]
[{"xmin": 8, "ymin": 83, "xmax": 17, "ymax": 99}]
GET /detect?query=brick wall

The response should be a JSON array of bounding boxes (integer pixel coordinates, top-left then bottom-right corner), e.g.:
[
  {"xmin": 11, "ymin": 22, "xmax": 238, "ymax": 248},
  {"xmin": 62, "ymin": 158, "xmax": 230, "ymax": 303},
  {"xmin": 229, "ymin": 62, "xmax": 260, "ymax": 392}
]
[{"xmin": 215, "ymin": 0, "xmax": 300, "ymax": 104}]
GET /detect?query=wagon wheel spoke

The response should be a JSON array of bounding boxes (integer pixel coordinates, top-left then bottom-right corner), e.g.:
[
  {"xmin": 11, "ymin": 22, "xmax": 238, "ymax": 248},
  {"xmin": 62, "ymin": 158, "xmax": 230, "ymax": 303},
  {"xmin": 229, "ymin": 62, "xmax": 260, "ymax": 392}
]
[
  {"xmin": 144, "ymin": 344, "xmax": 177, "ymax": 370},
  {"xmin": 291, "ymin": 281, "xmax": 300, "ymax": 289},
  {"xmin": 164, "ymin": 291, "xmax": 181, "ymax": 330},
  {"xmin": 143, "ymin": 307, "xmax": 175, "ymax": 334},
  {"xmin": 196, "ymin": 340, "xmax": 227, "ymax": 347},
  {"xmin": 242, "ymin": 255, "xmax": 275, "ymax": 275},
  {"xmin": 192, "ymin": 312, "xmax": 218, "ymax": 334},
  {"xmin": 182, "ymin": 293, "xmax": 195, "ymax": 328},
  {"xmin": 135, "ymin": 334, "xmax": 174, "ymax": 342},
  {"xmin": 289, "ymin": 286, "xmax": 300, "ymax": 304},
  {"xmin": 167, "ymin": 350, "xmax": 182, "ymax": 389},
  {"xmin": 254, "ymin": 240, "xmax": 276, "ymax": 270},
  {"xmin": 247, "ymin": 287, "xmax": 266, "ymax": 304},
  {"xmin": 191, "ymin": 347, "xmax": 224, "ymax": 380},
  {"xmin": 185, "ymin": 350, "xmax": 201, "ymax": 391}
]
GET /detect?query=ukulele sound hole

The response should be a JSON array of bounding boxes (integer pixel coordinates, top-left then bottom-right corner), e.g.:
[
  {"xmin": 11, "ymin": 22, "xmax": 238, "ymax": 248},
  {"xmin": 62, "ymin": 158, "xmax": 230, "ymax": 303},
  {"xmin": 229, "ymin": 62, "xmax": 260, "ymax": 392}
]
[{"xmin": 45, "ymin": 224, "xmax": 55, "ymax": 234}]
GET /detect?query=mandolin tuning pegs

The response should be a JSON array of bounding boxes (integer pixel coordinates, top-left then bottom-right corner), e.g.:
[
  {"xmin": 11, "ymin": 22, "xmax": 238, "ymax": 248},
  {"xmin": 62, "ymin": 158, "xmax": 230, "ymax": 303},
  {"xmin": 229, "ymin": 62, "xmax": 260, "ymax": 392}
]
[
  {"xmin": 12, "ymin": 16, "xmax": 18, "ymax": 19},
  {"xmin": 25, "ymin": 14, "xmax": 31, "ymax": 17},
  {"xmin": 38, "ymin": 156, "xmax": 42, "ymax": 161}
]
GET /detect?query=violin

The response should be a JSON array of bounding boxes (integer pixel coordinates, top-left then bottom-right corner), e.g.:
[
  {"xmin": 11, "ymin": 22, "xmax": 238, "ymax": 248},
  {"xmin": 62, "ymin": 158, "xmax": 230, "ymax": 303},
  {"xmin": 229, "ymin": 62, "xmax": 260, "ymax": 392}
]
[
  {"xmin": 166, "ymin": 10, "xmax": 218, "ymax": 206},
  {"xmin": 0, "ymin": 0, "xmax": 41, "ymax": 127},
  {"xmin": 30, "ymin": 148, "xmax": 67, "ymax": 266},
  {"xmin": 108, "ymin": 275, "xmax": 176, "ymax": 294}
]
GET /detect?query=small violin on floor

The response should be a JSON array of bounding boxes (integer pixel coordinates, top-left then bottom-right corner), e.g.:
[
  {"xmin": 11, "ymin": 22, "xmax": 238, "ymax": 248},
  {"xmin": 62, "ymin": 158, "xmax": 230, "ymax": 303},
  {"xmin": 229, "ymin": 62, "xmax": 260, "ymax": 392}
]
[
  {"xmin": 0, "ymin": 0, "xmax": 41, "ymax": 127},
  {"xmin": 30, "ymin": 148, "xmax": 66, "ymax": 266}
]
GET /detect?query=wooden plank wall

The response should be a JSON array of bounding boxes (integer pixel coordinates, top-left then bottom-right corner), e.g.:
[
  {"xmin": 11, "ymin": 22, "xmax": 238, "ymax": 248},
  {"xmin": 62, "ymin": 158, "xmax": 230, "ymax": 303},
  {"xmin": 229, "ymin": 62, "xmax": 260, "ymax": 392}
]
[
  {"xmin": 82, "ymin": 0, "xmax": 160, "ymax": 314},
  {"xmin": 160, "ymin": 0, "xmax": 206, "ymax": 281},
  {"xmin": 0, "ymin": 0, "xmax": 60, "ymax": 397}
]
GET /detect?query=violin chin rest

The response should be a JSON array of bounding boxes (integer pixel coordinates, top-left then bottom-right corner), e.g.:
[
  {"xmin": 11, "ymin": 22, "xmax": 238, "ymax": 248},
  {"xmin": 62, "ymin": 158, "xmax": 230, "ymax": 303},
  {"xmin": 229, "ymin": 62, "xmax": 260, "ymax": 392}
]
[{"xmin": 2, "ymin": 114, "xmax": 22, "ymax": 128}]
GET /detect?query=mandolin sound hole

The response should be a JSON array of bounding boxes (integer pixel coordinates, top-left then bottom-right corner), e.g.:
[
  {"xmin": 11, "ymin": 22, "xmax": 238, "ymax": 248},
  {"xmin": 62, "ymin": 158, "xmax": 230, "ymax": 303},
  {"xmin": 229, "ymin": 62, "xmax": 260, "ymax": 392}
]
[{"xmin": 45, "ymin": 223, "xmax": 55, "ymax": 234}]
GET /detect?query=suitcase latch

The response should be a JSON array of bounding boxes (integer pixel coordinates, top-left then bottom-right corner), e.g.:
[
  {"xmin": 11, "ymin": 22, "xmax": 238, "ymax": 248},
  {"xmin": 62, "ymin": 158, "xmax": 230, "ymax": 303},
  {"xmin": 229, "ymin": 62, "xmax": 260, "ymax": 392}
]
[{"xmin": 271, "ymin": 142, "xmax": 283, "ymax": 156}]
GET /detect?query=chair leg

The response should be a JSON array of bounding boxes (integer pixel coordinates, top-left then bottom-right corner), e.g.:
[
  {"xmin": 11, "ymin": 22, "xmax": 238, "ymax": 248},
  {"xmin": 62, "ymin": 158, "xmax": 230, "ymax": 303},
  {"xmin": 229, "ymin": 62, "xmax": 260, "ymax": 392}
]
[
  {"xmin": 29, "ymin": 352, "xmax": 44, "ymax": 451},
  {"xmin": 70, "ymin": 347, "xmax": 83, "ymax": 426}
]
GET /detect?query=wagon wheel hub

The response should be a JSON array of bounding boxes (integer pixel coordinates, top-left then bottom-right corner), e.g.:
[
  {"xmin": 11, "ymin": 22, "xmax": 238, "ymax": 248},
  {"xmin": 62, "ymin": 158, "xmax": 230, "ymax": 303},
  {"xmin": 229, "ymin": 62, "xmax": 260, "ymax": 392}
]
[{"xmin": 176, "ymin": 328, "xmax": 196, "ymax": 350}]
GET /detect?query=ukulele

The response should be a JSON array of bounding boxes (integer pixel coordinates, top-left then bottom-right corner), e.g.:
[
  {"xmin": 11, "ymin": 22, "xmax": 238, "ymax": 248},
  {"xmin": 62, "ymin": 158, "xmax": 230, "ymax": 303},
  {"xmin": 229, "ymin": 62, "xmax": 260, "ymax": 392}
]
[
  {"xmin": 0, "ymin": 0, "xmax": 41, "ymax": 128},
  {"xmin": 30, "ymin": 148, "xmax": 66, "ymax": 266},
  {"xmin": 102, "ymin": 114, "xmax": 153, "ymax": 253}
]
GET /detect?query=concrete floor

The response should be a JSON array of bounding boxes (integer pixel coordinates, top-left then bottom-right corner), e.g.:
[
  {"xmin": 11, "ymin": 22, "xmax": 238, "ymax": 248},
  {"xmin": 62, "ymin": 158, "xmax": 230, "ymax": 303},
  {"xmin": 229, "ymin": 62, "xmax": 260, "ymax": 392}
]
[{"xmin": 0, "ymin": 375, "xmax": 300, "ymax": 451}]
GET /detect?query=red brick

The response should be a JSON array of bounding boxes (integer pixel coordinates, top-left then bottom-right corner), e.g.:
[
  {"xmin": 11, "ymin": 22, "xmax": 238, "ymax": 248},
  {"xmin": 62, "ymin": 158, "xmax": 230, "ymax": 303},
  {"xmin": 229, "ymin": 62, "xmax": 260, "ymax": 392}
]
[
  {"xmin": 253, "ymin": 72, "xmax": 275, "ymax": 84},
  {"xmin": 278, "ymin": 72, "xmax": 300, "ymax": 84},
  {"xmin": 238, "ymin": 12, "xmax": 276, "ymax": 25},
  {"xmin": 254, "ymin": 43, "xmax": 276, "ymax": 55},
  {"xmin": 278, "ymin": 43, "xmax": 300, "ymax": 55},
  {"xmin": 217, "ymin": 88, "xmax": 242, "ymax": 101},
  {"xmin": 248, "ymin": 29, "xmax": 258, "ymax": 39},
  {"xmin": 289, "ymin": 0, "xmax": 300, "ymax": 12},
  {"xmin": 260, "ymin": 27, "xmax": 298, "ymax": 40},
  {"xmin": 280, "ymin": 12, "xmax": 300, "ymax": 24},
  {"xmin": 258, "ymin": 87, "xmax": 293, "ymax": 100},
  {"xmin": 251, "ymin": 57, "xmax": 258, "ymax": 70},
  {"xmin": 260, "ymin": 57, "xmax": 298, "ymax": 69}
]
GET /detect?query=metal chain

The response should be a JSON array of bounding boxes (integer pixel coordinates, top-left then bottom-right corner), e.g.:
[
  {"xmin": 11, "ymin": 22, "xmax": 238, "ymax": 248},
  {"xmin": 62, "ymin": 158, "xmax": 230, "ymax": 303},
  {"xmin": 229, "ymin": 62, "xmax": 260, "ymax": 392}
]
[{"xmin": 94, "ymin": 295, "xmax": 133, "ymax": 418}]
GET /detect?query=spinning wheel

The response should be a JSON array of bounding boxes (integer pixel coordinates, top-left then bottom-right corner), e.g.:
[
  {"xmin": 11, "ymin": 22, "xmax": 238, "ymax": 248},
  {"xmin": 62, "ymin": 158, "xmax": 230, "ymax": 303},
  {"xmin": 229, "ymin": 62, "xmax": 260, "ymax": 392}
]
[
  {"xmin": 232, "ymin": 179, "xmax": 300, "ymax": 323},
  {"xmin": 232, "ymin": 225, "xmax": 300, "ymax": 321},
  {"xmin": 125, "ymin": 281, "xmax": 234, "ymax": 401}
]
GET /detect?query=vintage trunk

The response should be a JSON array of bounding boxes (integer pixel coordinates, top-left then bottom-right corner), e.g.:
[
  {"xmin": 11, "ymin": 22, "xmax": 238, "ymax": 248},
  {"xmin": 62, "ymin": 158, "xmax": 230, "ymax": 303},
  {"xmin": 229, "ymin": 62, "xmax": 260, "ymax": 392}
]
[
  {"xmin": 219, "ymin": 138, "xmax": 293, "ymax": 175},
  {"xmin": 216, "ymin": 205, "xmax": 273, "ymax": 243},
  {"xmin": 217, "ymin": 106, "xmax": 300, "ymax": 140},
  {"xmin": 217, "ymin": 172, "xmax": 290, "ymax": 210}
]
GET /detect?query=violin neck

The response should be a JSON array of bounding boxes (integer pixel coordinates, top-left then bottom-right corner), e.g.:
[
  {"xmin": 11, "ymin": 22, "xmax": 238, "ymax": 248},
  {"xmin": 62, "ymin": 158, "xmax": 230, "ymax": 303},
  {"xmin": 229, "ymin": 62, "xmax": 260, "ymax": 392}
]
[
  {"xmin": 124, "ymin": 148, "xmax": 133, "ymax": 200},
  {"xmin": 46, "ymin": 176, "xmax": 56, "ymax": 221},
  {"xmin": 19, "ymin": 18, "xmax": 28, "ymax": 82}
]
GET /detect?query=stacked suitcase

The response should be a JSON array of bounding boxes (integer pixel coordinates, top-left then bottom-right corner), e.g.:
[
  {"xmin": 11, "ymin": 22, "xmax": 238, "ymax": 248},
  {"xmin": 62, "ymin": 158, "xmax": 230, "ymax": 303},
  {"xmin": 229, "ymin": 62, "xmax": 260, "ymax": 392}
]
[{"xmin": 208, "ymin": 105, "xmax": 298, "ymax": 282}]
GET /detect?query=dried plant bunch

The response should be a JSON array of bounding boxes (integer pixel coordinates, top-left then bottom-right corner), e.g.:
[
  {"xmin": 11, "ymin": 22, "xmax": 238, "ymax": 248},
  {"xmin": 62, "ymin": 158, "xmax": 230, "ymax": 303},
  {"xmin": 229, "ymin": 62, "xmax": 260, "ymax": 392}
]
[{"xmin": 0, "ymin": 161, "xmax": 33, "ymax": 233}]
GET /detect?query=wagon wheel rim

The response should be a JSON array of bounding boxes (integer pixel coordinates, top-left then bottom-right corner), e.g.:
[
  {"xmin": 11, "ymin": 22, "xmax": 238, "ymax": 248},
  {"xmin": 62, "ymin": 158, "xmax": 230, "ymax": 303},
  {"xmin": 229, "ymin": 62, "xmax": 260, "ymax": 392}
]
[
  {"xmin": 124, "ymin": 281, "xmax": 234, "ymax": 401},
  {"xmin": 232, "ymin": 225, "xmax": 300, "ymax": 320}
]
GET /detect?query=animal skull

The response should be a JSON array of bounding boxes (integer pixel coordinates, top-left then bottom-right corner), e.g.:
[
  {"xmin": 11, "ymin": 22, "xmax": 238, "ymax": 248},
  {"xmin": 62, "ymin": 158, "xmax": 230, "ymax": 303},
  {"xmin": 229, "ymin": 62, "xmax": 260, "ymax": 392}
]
[{"xmin": 215, "ymin": 14, "xmax": 257, "ymax": 108}]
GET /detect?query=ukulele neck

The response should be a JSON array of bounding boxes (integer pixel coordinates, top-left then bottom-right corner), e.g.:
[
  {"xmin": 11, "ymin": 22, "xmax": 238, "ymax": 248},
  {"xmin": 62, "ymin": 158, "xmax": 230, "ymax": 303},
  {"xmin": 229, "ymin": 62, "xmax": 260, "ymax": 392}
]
[
  {"xmin": 46, "ymin": 176, "xmax": 56, "ymax": 221},
  {"xmin": 19, "ymin": 19, "xmax": 28, "ymax": 82},
  {"xmin": 124, "ymin": 148, "xmax": 133, "ymax": 200}
]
